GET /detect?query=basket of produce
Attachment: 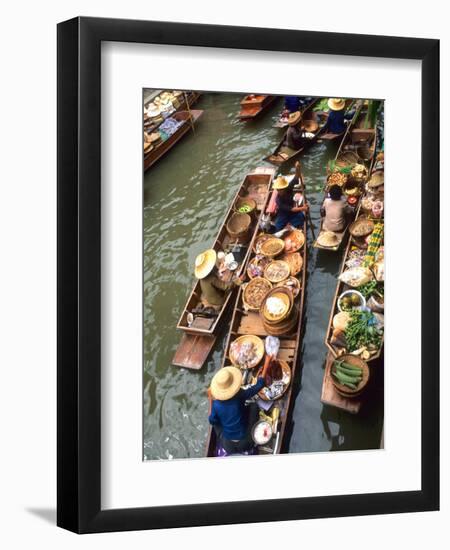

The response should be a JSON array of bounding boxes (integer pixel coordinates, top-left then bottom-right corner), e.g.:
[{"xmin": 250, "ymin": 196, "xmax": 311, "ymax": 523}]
[
  {"xmin": 343, "ymin": 309, "xmax": 383, "ymax": 359},
  {"xmin": 337, "ymin": 290, "xmax": 366, "ymax": 312},
  {"xmin": 242, "ymin": 277, "xmax": 272, "ymax": 311},
  {"xmin": 283, "ymin": 229, "xmax": 305, "ymax": 253},
  {"xmin": 330, "ymin": 355, "xmax": 370, "ymax": 397},
  {"xmin": 356, "ymin": 145, "xmax": 373, "ymax": 162},
  {"xmin": 332, "ymin": 311, "xmax": 351, "ymax": 331},
  {"xmin": 229, "ymin": 335, "xmax": 265, "ymax": 369},
  {"xmin": 226, "ymin": 212, "xmax": 252, "ymax": 243},
  {"xmin": 234, "ymin": 196, "xmax": 257, "ymax": 215},
  {"xmin": 260, "ymin": 237, "xmax": 285, "ymax": 258},
  {"xmin": 327, "ymin": 171, "xmax": 348, "ymax": 187},
  {"xmin": 253, "ymin": 233, "xmax": 272, "ymax": 254},
  {"xmin": 280, "ymin": 252, "xmax": 303, "ymax": 276},
  {"xmin": 350, "ymin": 163, "xmax": 368, "ymax": 182},
  {"xmin": 264, "ymin": 260, "xmax": 291, "ymax": 283},
  {"xmin": 261, "ymin": 287, "xmax": 294, "ymax": 324},
  {"xmin": 343, "ymin": 179, "xmax": 362, "ymax": 197},
  {"xmin": 257, "ymin": 359, "xmax": 291, "ymax": 401},
  {"xmin": 247, "ymin": 255, "xmax": 271, "ymax": 279},
  {"xmin": 338, "ymin": 266, "xmax": 373, "ymax": 288},
  {"xmin": 274, "ymin": 276, "xmax": 301, "ymax": 297},
  {"xmin": 349, "ymin": 216, "xmax": 374, "ymax": 238}
]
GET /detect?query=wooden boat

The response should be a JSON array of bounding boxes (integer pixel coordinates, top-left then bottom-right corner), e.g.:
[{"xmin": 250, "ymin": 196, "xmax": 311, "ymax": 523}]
[
  {"xmin": 238, "ymin": 94, "xmax": 277, "ymax": 120},
  {"xmin": 314, "ymin": 102, "xmax": 378, "ymax": 251},
  {"xmin": 172, "ymin": 167, "xmax": 276, "ymax": 370},
  {"xmin": 144, "ymin": 91, "xmax": 201, "ymax": 134},
  {"xmin": 205, "ymin": 196, "xmax": 308, "ymax": 457},
  {"xmin": 144, "ymin": 110, "xmax": 203, "ymax": 172},
  {"xmin": 264, "ymin": 98, "xmax": 324, "ymax": 167}
]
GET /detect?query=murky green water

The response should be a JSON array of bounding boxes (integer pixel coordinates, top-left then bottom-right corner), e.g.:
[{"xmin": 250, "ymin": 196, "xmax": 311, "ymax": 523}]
[{"xmin": 143, "ymin": 93, "xmax": 383, "ymax": 460}]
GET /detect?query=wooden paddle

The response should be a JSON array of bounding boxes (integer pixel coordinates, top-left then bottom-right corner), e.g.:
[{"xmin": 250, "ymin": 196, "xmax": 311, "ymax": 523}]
[{"xmin": 295, "ymin": 161, "xmax": 316, "ymax": 241}]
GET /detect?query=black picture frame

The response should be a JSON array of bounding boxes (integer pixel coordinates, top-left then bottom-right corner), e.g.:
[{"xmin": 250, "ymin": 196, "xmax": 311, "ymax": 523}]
[{"xmin": 57, "ymin": 16, "xmax": 439, "ymax": 533}]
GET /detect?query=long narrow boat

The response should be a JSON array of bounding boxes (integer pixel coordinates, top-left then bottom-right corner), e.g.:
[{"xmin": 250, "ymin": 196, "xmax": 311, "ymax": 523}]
[
  {"xmin": 144, "ymin": 110, "xmax": 203, "ymax": 172},
  {"xmin": 205, "ymin": 189, "xmax": 308, "ymax": 457},
  {"xmin": 264, "ymin": 98, "xmax": 324, "ymax": 167},
  {"xmin": 172, "ymin": 167, "xmax": 276, "ymax": 370},
  {"xmin": 238, "ymin": 94, "xmax": 277, "ymax": 120},
  {"xmin": 144, "ymin": 91, "xmax": 201, "ymax": 134},
  {"xmin": 313, "ymin": 101, "xmax": 378, "ymax": 251}
]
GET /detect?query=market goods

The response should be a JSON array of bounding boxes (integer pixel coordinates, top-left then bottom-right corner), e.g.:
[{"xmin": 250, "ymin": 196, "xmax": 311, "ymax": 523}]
[
  {"xmin": 260, "ymin": 237, "xmax": 285, "ymax": 257},
  {"xmin": 338, "ymin": 290, "xmax": 365, "ymax": 312},
  {"xmin": 229, "ymin": 335, "xmax": 264, "ymax": 369},
  {"xmin": 338, "ymin": 266, "xmax": 373, "ymax": 287},
  {"xmin": 344, "ymin": 310, "xmax": 383, "ymax": 352},
  {"xmin": 350, "ymin": 163, "xmax": 368, "ymax": 181},
  {"xmin": 252, "ymin": 420, "xmax": 273, "ymax": 445},
  {"xmin": 253, "ymin": 233, "xmax": 272, "ymax": 254},
  {"xmin": 264, "ymin": 260, "xmax": 290, "ymax": 283},
  {"xmin": 349, "ymin": 217, "xmax": 374, "ymax": 238},
  {"xmin": 266, "ymin": 296, "xmax": 288, "ymax": 316},
  {"xmin": 357, "ymin": 280, "xmax": 379, "ymax": 299},
  {"xmin": 317, "ymin": 230, "xmax": 339, "ymax": 248},
  {"xmin": 259, "ymin": 360, "xmax": 291, "ymax": 401},
  {"xmin": 247, "ymin": 255, "xmax": 271, "ymax": 279},
  {"xmin": 327, "ymin": 172, "xmax": 348, "ymax": 186},
  {"xmin": 333, "ymin": 311, "xmax": 351, "ymax": 331},
  {"xmin": 274, "ymin": 276, "xmax": 301, "ymax": 297},
  {"xmin": 280, "ymin": 252, "xmax": 303, "ymax": 276},
  {"xmin": 330, "ymin": 355, "xmax": 370, "ymax": 396},
  {"xmin": 283, "ymin": 229, "xmax": 305, "ymax": 253},
  {"xmin": 243, "ymin": 277, "xmax": 272, "ymax": 311}
]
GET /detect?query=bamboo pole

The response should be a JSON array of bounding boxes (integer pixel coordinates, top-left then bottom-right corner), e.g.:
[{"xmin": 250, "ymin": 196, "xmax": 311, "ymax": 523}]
[
  {"xmin": 295, "ymin": 161, "xmax": 316, "ymax": 241},
  {"xmin": 183, "ymin": 91, "xmax": 195, "ymax": 134}
]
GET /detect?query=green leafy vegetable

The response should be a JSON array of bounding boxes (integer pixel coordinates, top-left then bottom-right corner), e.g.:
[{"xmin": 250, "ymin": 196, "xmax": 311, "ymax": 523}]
[{"xmin": 344, "ymin": 310, "xmax": 382, "ymax": 352}]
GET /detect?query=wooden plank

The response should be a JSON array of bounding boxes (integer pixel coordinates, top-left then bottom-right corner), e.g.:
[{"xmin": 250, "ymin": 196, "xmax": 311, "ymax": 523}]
[
  {"xmin": 172, "ymin": 333, "xmax": 216, "ymax": 370},
  {"xmin": 321, "ymin": 353, "xmax": 361, "ymax": 414}
]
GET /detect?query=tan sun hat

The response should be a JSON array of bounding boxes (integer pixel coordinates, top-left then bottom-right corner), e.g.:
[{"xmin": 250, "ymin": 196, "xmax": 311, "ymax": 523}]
[
  {"xmin": 288, "ymin": 111, "xmax": 302, "ymax": 126},
  {"xmin": 273, "ymin": 176, "xmax": 289, "ymax": 190},
  {"xmin": 194, "ymin": 249, "xmax": 217, "ymax": 279},
  {"xmin": 210, "ymin": 366, "xmax": 243, "ymax": 400},
  {"xmin": 328, "ymin": 98, "xmax": 346, "ymax": 111},
  {"xmin": 317, "ymin": 231, "xmax": 340, "ymax": 247}
]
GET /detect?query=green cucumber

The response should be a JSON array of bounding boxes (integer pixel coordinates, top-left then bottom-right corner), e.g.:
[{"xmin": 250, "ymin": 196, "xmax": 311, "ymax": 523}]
[
  {"xmin": 335, "ymin": 361, "xmax": 363, "ymax": 373},
  {"xmin": 336, "ymin": 365, "xmax": 363, "ymax": 376},
  {"xmin": 332, "ymin": 369, "xmax": 362, "ymax": 384}
]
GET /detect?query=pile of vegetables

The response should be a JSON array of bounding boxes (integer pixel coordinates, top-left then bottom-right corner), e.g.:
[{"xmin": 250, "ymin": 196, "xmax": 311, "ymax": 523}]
[
  {"xmin": 238, "ymin": 204, "xmax": 252, "ymax": 213},
  {"xmin": 344, "ymin": 310, "xmax": 382, "ymax": 352},
  {"xmin": 358, "ymin": 280, "xmax": 383, "ymax": 300},
  {"xmin": 332, "ymin": 359, "xmax": 363, "ymax": 390}
]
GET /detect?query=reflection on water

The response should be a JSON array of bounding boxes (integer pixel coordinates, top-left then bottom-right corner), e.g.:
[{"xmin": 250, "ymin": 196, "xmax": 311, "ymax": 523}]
[{"xmin": 143, "ymin": 93, "xmax": 383, "ymax": 460}]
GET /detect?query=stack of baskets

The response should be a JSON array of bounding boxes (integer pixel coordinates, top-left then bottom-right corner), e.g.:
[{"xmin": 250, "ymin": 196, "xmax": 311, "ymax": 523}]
[{"xmin": 260, "ymin": 287, "xmax": 297, "ymax": 336}]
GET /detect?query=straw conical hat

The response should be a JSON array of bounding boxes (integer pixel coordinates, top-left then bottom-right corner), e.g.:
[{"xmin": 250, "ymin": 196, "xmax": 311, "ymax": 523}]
[
  {"xmin": 273, "ymin": 176, "xmax": 289, "ymax": 190},
  {"xmin": 194, "ymin": 249, "xmax": 217, "ymax": 279},
  {"xmin": 288, "ymin": 111, "xmax": 302, "ymax": 126},
  {"xmin": 210, "ymin": 366, "xmax": 243, "ymax": 400},
  {"xmin": 317, "ymin": 231, "xmax": 340, "ymax": 247},
  {"xmin": 328, "ymin": 98, "xmax": 345, "ymax": 111}
]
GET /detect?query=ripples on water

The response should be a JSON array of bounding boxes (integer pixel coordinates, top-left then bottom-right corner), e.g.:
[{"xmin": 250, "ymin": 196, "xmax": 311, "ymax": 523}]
[{"xmin": 143, "ymin": 93, "xmax": 383, "ymax": 460}]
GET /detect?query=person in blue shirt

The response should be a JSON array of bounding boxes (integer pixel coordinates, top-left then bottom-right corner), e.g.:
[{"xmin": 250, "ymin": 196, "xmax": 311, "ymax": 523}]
[
  {"xmin": 208, "ymin": 363, "xmax": 270, "ymax": 454},
  {"xmin": 284, "ymin": 95, "xmax": 301, "ymax": 113},
  {"xmin": 322, "ymin": 98, "xmax": 354, "ymax": 135},
  {"xmin": 272, "ymin": 163, "xmax": 309, "ymax": 232}
]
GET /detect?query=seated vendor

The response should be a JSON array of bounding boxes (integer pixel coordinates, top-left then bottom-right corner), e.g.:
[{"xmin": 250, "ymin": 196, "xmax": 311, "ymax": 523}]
[
  {"xmin": 208, "ymin": 363, "xmax": 270, "ymax": 454},
  {"xmin": 285, "ymin": 111, "xmax": 305, "ymax": 150},
  {"xmin": 195, "ymin": 249, "xmax": 242, "ymax": 309},
  {"xmin": 321, "ymin": 184, "xmax": 352, "ymax": 232},
  {"xmin": 322, "ymin": 98, "xmax": 353, "ymax": 135},
  {"xmin": 272, "ymin": 174, "xmax": 309, "ymax": 232}
]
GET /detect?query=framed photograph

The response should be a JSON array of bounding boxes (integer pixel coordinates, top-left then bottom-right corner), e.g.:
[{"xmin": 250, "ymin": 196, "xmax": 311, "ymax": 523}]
[{"xmin": 57, "ymin": 17, "xmax": 439, "ymax": 533}]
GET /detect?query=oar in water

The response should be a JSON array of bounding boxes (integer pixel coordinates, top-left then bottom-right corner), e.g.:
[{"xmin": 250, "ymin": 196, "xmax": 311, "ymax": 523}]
[{"xmin": 294, "ymin": 161, "xmax": 316, "ymax": 241}]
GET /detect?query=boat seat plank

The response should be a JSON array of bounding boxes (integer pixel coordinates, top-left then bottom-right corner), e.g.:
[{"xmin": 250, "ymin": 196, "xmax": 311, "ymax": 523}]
[
  {"xmin": 321, "ymin": 353, "xmax": 361, "ymax": 414},
  {"xmin": 172, "ymin": 333, "xmax": 216, "ymax": 370}
]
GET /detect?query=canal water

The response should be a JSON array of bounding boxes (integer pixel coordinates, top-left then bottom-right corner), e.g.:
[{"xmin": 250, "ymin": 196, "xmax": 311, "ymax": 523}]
[{"xmin": 143, "ymin": 93, "xmax": 384, "ymax": 461}]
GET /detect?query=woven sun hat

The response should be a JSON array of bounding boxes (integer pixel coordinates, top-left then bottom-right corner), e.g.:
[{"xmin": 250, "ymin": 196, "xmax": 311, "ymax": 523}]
[
  {"xmin": 288, "ymin": 111, "xmax": 302, "ymax": 126},
  {"xmin": 317, "ymin": 231, "xmax": 340, "ymax": 248},
  {"xmin": 194, "ymin": 249, "xmax": 217, "ymax": 279},
  {"xmin": 367, "ymin": 170, "xmax": 384, "ymax": 189},
  {"xmin": 210, "ymin": 366, "xmax": 243, "ymax": 401},
  {"xmin": 273, "ymin": 176, "xmax": 289, "ymax": 190},
  {"xmin": 328, "ymin": 98, "xmax": 346, "ymax": 111}
]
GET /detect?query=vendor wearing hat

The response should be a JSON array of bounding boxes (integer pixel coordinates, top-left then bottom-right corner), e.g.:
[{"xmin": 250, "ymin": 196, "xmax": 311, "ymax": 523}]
[
  {"xmin": 195, "ymin": 249, "xmax": 243, "ymax": 308},
  {"xmin": 320, "ymin": 184, "xmax": 352, "ymax": 232},
  {"xmin": 272, "ymin": 171, "xmax": 309, "ymax": 232},
  {"xmin": 208, "ymin": 362, "xmax": 271, "ymax": 454},
  {"xmin": 285, "ymin": 111, "xmax": 305, "ymax": 150},
  {"xmin": 322, "ymin": 98, "xmax": 354, "ymax": 135}
]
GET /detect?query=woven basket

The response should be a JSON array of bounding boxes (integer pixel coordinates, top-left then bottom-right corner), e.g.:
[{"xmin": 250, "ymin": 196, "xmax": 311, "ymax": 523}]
[
  {"xmin": 330, "ymin": 354, "xmax": 370, "ymax": 397},
  {"xmin": 226, "ymin": 212, "xmax": 252, "ymax": 243},
  {"xmin": 234, "ymin": 196, "xmax": 257, "ymax": 216}
]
